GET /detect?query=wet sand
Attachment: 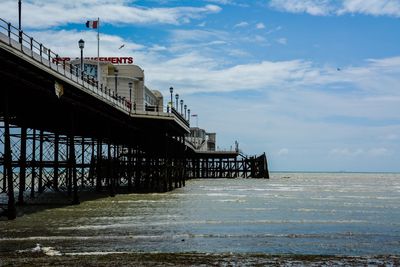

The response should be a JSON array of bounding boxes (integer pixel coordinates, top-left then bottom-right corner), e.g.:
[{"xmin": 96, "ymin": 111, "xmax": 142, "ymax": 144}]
[{"xmin": 1, "ymin": 252, "xmax": 399, "ymax": 266}]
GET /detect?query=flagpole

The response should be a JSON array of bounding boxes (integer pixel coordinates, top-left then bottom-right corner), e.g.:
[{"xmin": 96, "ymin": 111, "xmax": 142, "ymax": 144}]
[{"xmin": 97, "ymin": 17, "xmax": 100, "ymax": 88}]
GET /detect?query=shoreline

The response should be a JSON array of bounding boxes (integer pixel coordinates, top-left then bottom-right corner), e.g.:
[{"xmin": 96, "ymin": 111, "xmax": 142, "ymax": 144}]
[{"xmin": 1, "ymin": 252, "xmax": 399, "ymax": 266}]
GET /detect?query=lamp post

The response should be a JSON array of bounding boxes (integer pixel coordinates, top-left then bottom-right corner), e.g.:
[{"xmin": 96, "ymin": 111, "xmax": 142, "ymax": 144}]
[
  {"xmin": 180, "ymin": 99, "xmax": 184, "ymax": 115},
  {"xmin": 187, "ymin": 109, "xmax": 191, "ymax": 123},
  {"xmin": 184, "ymin": 104, "xmax": 187, "ymax": 119},
  {"xmin": 175, "ymin": 93, "xmax": 179, "ymax": 110},
  {"xmin": 78, "ymin": 39, "xmax": 85, "ymax": 79},
  {"xmin": 18, "ymin": 0, "xmax": 22, "ymax": 43},
  {"xmin": 114, "ymin": 68, "xmax": 119, "ymax": 96},
  {"xmin": 169, "ymin": 87, "xmax": 173, "ymax": 111},
  {"xmin": 128, "ymin": 81, "xmax": 133, "ymax": 105}
]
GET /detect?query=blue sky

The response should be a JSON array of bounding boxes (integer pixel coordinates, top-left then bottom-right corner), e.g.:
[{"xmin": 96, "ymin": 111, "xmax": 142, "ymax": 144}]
[{"xmin": 1, "ymin": 0, "xmax": 400, "ymax": 172}]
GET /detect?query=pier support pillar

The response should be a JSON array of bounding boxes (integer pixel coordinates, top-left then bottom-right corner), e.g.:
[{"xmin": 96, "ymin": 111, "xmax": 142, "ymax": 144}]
[
  {"xmin": 81, "ymin": 137, "xmax": 85, "ymax": 189},
  {"xmin": 127, "ymin": 146, "xmax": 133, "ymax": 191},
  {"xmin": 96, "ymin": 139, "xmax": 102, "ymax": 192},
  {"xmin": 4, "ymin": 88, "xmax": 16, "ymax": 220},
  {"xmin": 174, "ymin": 156, "xmax": 178, "ymax": 189},
  {"xmin": 54, "ymin": 132, "xmax": 59, "ymax": 191},
  {"xmin": 108, "ymin": 141, "xmax": 115, "ymax": 197},
  {"xmin": 70, "ymin": 111, "xmax": 79, "ymax": 205},
  {"xmin": 89, "ymin": 138, "xmax": 95, "ymax": 187},
  {"xmin": 167, "ymin": 138, "xmax": 173, "ymax": 191},
  {"xmin": 17, "ymin": 126, "xmax": 27, "ymax": 205},
  {"xmin": 30, "ymin": 129, "xmax": 36, "ymax": 198},
  {"xmin": 38, "ymin": 130, "xmax": 44, "ymax": 193},
  {"xmin": 182, "ymin": 135, "xmax": 185, "ymax": 187},
  {"xmin": 135, "ymin": 149, "xmax": 141, "ymax": 192}
]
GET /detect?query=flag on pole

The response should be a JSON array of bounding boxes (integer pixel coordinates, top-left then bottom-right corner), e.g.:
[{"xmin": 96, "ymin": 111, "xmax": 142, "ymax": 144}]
[
  {"xmin": 85, "ymin": 18, "xmax": 100, "ymax": 87},
  {"xmin": 86, "ymin": 20, "xmax": 98, "ymax": 29}
]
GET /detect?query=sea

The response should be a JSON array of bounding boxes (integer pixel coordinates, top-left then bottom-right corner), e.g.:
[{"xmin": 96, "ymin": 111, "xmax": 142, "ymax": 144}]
[{"xmin": 1, "ymin": 172, "xmax": 400, "ymax": 261}]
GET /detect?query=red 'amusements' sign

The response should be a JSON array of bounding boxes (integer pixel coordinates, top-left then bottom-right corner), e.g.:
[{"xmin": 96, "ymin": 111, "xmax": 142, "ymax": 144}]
[{"xmin": 53, "ymin": 57, "xmax": 134, "ymax": 64}]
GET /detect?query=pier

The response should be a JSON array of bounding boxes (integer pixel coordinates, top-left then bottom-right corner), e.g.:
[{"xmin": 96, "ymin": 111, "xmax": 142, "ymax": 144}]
[{"xmin": 0, "ymin": 18, "xmax": 269, "ymax": 220}]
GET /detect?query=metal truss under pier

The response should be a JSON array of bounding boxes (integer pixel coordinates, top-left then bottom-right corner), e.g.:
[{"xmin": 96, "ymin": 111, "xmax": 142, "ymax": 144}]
[
  {"xmin": 186, "ymin": 151, "xmax": 269, "ymax": 179},
  {"xmin": 0, "ymin": 121, "xmax": 187, "ymax": 220},
  {"xmin": 0, "ymin": 120, "xmax": 268, "ymax": 220}
]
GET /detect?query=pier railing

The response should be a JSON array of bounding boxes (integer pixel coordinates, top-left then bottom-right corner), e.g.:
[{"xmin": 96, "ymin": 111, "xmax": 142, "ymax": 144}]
[{"xmin": 0, "ymin": 18, "xmax": 190, "ymax": 129}]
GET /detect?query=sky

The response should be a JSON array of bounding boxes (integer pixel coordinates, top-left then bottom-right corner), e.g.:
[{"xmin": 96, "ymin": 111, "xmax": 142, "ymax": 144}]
[{"xmin": 1, "ymin": 0, "xmax": 400, "ymax": 172}]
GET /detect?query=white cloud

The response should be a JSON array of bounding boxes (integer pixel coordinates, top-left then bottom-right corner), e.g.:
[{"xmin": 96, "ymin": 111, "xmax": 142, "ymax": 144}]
[
  {"xmin": 256, "ymin": 22, "xmax": 266, "ymax": 29},
  {"xmin": 29, "ymin": 30, "xmax": 144, "ymax": 58},
  {"xmin": 234, "ymin": 21, "xmax": 249, "ymax": 28},
  {"xmin": 266, "ymin": 26, "xmax": 283, "ymax": 35},
  {"xmin": 170, "ymin": 29, "xmax": 227, "ymax": 43},
  {"xmin": 227, "ymin": 49, "xmax": 250, "ymax": 57},
  {"xmin": 0, "ymin": 1, "xmax": 222, "ymax": 29},
  {"xmin": 206, "ymin": 0, "xmax": 233, "ymax": 4},
  {"xmin": 269, "ymin": 0, "xmax": 400, "ymax": 17},
  {"xmin": 339, "ymin": 0, "xmax": 400, "ymax": 16},
  {"xmin": 206, "ymin": 0, "xmax": 249, "ymax": 7},
  {"xmin": 149, "ymin": 45, "xmax": 167, "ymax": 52},
  {"xmin": 144, "ymin": 57, "xmax": 316, "ymax": 93},
  {"xmin": 269, "ymin": 0, "xmax": 333, "ymax": 16},
  {"xmin": 167, "ymin": 29, "xmax": 230, "ymax": 53}
]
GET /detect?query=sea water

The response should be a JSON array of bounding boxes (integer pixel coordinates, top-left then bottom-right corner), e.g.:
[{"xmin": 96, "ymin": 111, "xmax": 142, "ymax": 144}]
[{"xmin": 1, "ymin": 172, "xmax": 399, "ymax": 256}]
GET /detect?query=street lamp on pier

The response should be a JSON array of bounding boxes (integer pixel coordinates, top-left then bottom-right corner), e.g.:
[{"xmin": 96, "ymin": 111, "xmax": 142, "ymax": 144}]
[
  {"xmin": 78, "ymin": 39, "xmax": 85, "ymax": 79},
  {"xmin": 18, "ymin": 0, "xmax": 22, "ymax": 43},
  {"xmin": 169, "ymin": 87, "xmax": 173, "ymax": 111},
  {"xmin": 180, "ymin": 99, "xmax": 184, "ymax": 115},
  {"xmin": 175, "ymin": 93, "xmax": 179, "ymax": 110},
  {"xmin": 114, "ymin": 68, "xmax": 119, "ymax": 95},
  {"xmin": 128, "ymin": 82, "xmax": 133, "ymax": 106},
  {"xmin": 184, "ymin": 104, "xmax": 187, "ymax": 119},
  {"xmin": 187, "ymin": 109, "xmax": 191, "ymax": 123}
]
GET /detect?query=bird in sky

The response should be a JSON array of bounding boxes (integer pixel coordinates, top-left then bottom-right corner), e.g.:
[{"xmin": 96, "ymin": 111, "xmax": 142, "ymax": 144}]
[
  {"xmin": 119, "ymin": 44, "xmax": 125, "ymax": 49},
  {"xmin": 337, "ymin": 68, "xmax": 341, "ymax": 71}
]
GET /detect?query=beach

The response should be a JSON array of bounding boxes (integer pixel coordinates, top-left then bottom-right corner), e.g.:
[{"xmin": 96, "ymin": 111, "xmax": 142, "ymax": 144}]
[{"xmin": 1, "ymin": 251, "xmax": 400, "ymax": 266}]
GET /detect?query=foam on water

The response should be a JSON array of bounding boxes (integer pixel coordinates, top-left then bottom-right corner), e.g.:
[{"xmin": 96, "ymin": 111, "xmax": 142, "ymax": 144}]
[{"xmin": 17, "ymin": 243, "xmax": 62, "ymax": 256}]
